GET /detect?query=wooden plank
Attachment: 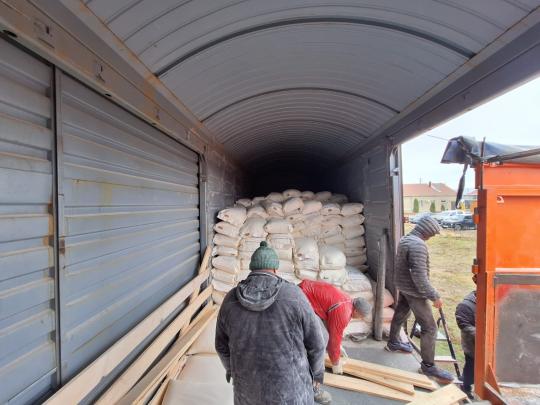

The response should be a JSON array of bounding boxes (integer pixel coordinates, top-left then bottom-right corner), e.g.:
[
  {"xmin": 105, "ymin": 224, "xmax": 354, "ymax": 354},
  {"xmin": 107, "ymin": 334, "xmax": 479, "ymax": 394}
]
[
  {"xmin": 434, "ymin": 355, "xmax": 458, "ymax": 363},
  {"xmin": 324, "ymin": 359, "xmax": 415, "ymax": 395},
  {"xmin": 180, "ymin": 247, "xmax": 211, "ymax": 335},
  {"xmin": 44, "ymin": 270, "xmax": 210, "ymax": 405},
  {"xmin": 96, "ymin": 287, "xmax": 213, "ymax": 404},
  {"xmin": 142, "ymin": 307, "xmax": 211, "ymax": 405},
  {"xmin": 407, "ymin": 383, "xmax": 467, "ymax": 405},
  {"xmin": 119, "ymin": 307, "xmax": 218, "ymax": 405},
  {"xmin": 344, "ymin": 358, "xmax": 439, "ymax": 390},
  {"xmin": 323, "ymin": 373, "xmax": 415, "ymax": 402}
]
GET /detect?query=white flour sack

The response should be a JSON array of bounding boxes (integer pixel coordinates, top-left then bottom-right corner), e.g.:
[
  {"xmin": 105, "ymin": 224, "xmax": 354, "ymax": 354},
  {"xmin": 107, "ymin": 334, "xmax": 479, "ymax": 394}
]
[
  {"xmin": 346, "ymin": 254, "xmax": 367, "ymax": 267},
  {"xmin": 319, "ymin": 268, "xmax": 348, "ymax": 286},
  {"xmin": 341, "ymin": 268, "xmax": 371, "ymax": 292},
  {"xmin": 345, "ymin": 246, "xmax": 367, "ymax": 256},
  {"xmin": 319, "ymin": 245, "xmax": 346, "ymax": 270},
  {"xmin": 322, "ymin": 215, "xmax": 342, "ymax": 226},
  {"xmin": 212, "ymin": 245, "xmax": 238, "ymax": 257},
  {"xmin": 212, "ymin": 256, "xmax": 239, "ymax": 274},
  {"xmin": 213, "ymin": 221, "xmax": 240, "ymax": 238},
  {"xmin": 246, "ymin": 205, "xmax": 269, "ymax": 219},
  {"xmin": 283, "ymin": 197, "xmax": 304, "ymax": 215},
  {"xmin": 294, "ymin": 239, "xmax": 319, "ymax": 271},
  {"xmin": 283, "ymin": 189, "xmax": 302, "ymax": 199},
  {"xmin": 341, "ymin": 203, "xmax": 364, "ymax": 216},
  {"xmin": 294, "ymin": 238, "xmax": 319, "ymax": 261},
  {"xmin": 286, "ymin": 213, "xmax": 304, "ymax": 223},
  {"xmin": 345, "ymin": 238, "xmax": 366, "ymax": 248},
  {"xmin": 212, "ymin": 269, "xmax": 237, "ymax": 284},
  {"xmin": 314, "ymin": 191, "xmax": 332, "ymax": 202},
  {"xmin": 275, "ymin": 248, "xmax": 293, "ymax": 261},
  {"xmin": 217, "ymin": 207, "xmax": 247, "ymax": 227},
  {"xmin": 262, "ymin": 200, "xmax": 284, "ymax": 217},
  {"xmin": 341, "ymin": 214, "xmax": 365, "ymax": 227},
  {"xmin": 322, "ymin": 233, "xmax": 345, "ymax": 246},
  {"xmin": 301, "ymin": 191, "xmax": 315, "ymax": 199},
  {"xmin": 252, "ymin": 196, "xmax": 266, "ymax": 205},
  {"xmin": 267, "ymin": 233, "xmax": 295, "ymax": 250},
  {"xmin": 329, "ymin": 194, "xmax": 348, "ymax": 204},
  {"xmin": 240, "ymin": 217, "xmax": 267, "ymax": 238},
  {"xmin": 240, "ymin": 237, "xmax": 266, "ymax": 252},
  {"xmin": 212, "ymin": 290, "xmax": 226, "ymax": 305},
  {"xmin": 264, "ymin": 218, "xmax": 293, "ymax": 234},
  {"xmin": 236, "ymin": 198, "xmax": 252, "ymax": 208},
  {"xmin": 213, "ymin": 234, "xmax": 240, "ymax": 248},
  {"xmin": 212, "ymin": 279, "xmax": 235, "ymax": 293},
  {"xmin": 321, "ymin": 203, "xmax": 341, "ymax": 216},
  {"xmin": 321, "ymin": 225, "xmax": 341, "ymax": 239},
  {"xmin": 302, "ymin": 200, "xmax": 322, "ymax": 215},
  {"xmin": 296, "ymin": 268, "xmax": 319, "ymax": 281},
  {"xmin": 343, "ymin": 225, "xmax": 365, "ymax": 240},
  {"xmin": 267, "ymin": 192, "xmax": 285, "ymax": 202},
  {"xmin": 278, "ymin": 260, "xmax": 295, "ymax": 273}
]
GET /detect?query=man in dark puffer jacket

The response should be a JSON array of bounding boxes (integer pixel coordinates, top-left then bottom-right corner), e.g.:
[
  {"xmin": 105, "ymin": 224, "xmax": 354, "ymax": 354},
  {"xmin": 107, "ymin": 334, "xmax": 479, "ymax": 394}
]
[
  {"xmin": 385, "ymin": 216, "xmax": 454, "ymax": 383},
  {"xmin": 455, "ymin": 275, "xmax": 477, "ymax": 399},
  {"xmin": 215, "ymin": 242, "xmax": 330, "ymax": 405}
]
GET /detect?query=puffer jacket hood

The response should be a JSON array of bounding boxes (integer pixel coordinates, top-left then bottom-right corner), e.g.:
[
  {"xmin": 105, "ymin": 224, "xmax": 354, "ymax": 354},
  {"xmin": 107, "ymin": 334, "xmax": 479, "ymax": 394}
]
[{"xmin": 236, "ymin": 271, "xmax": 283, "ymax": 312}]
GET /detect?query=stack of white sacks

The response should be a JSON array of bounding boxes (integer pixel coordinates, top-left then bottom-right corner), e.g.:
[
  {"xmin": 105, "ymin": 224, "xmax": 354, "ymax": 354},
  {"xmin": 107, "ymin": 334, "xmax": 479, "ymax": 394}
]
[{"xmin": 210, "ymin": 190, "xmax": 369, "ymax": 304}]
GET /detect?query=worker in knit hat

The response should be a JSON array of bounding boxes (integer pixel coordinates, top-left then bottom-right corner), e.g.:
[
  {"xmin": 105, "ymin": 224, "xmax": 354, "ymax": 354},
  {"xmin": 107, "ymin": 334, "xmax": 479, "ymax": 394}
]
[
  {"xmin": 215, "ymin": 241, "xmax": 332, "ymax": 404},
  {"xmin": 386, "ymin": 215, "xmax": 455, "ymax": 384}
]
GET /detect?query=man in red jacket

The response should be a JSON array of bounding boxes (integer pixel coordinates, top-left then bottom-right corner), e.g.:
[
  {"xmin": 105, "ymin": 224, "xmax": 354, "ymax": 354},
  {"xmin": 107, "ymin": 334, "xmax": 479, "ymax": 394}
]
[{"xmin": 299, "ymin": 279, "xmax": 372, "ymax": 373}]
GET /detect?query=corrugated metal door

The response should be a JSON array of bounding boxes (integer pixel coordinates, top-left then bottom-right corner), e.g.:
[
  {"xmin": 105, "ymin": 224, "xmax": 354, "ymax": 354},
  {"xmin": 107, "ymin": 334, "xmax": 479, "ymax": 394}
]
[
  {"xmin": 0, "ymin": 39, "xmax": 57, "ymax": 403},
  {"xmin": 57, "ymin": 73, "xmax": 200, "ymax": 381}
]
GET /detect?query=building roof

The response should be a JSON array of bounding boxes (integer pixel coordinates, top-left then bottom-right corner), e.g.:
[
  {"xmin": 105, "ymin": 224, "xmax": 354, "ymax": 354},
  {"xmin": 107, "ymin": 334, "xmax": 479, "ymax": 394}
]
[{"xmin": 403, "ymin": 183, "xmax": 456, "ymax": 197}]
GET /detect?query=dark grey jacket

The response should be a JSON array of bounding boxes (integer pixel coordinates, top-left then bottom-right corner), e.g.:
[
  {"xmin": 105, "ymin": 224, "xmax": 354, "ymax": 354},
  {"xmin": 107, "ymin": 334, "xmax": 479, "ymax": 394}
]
[
  {"xmin": 394, "ymin": 228, "xmax": 440, "ymax": 301},
  {"xmin": 215, "ymin": 271, "xmax": 326, "ymax": 405},
  {"xmin": 455, "ymin": 291, "xmax": 476, "ymax": 357}
]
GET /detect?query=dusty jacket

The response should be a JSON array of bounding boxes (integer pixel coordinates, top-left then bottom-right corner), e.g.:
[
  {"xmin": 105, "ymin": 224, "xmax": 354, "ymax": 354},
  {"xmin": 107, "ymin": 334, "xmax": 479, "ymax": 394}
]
[
  {"xmin": 215, "ymin": 271, "xmax": 326, "ymax": 405},
  {"xmin": 394, "ymin": 228, "xmax": 440, "ymax": 301},
  {"xmin": 455, "ymin": 291, "xmax": 476, "ymax": 357},
  {"xmin": 299, "ymin": 280, "xmax": 353, "ymax": 364}
]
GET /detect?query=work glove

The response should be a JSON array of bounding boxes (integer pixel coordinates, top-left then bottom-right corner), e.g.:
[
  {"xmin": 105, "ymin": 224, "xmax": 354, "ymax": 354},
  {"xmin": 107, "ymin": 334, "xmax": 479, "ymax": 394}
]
[
  {"xmin": 340, "ymin": 346, "xmax": 349, "ymax": 359},
  {"xmin": 226, "ymin": 370, "xmax": 231, "ymax": 383},
  {"xmin": 332, "ymin": 360, "xmax": 343, "ymax": 375}
]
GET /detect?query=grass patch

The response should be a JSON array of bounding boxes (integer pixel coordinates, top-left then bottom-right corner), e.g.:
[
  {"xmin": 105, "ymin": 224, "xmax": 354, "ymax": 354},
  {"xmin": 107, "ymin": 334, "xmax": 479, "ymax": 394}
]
[{"xmin": 403, "ymin": 224, "xmax": 476, "ymax": 372}]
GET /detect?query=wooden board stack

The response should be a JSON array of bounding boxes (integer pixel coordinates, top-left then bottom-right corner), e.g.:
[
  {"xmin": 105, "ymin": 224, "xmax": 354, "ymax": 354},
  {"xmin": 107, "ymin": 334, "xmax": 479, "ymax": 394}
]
[
  {"xmin": 44, "ymin": 248, "xmax": 214, "ymax": 405},
  {"xmin": 322, "ymin": 356, "xmax": 471, "ymax": 404}
]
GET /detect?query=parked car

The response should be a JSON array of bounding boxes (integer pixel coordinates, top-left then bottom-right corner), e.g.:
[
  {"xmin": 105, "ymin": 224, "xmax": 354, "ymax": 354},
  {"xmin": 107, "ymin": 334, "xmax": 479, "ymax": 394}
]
[
  {"xmin": 432, "ymin": 209, "xmax": 465, "ymax": 223},
  {"xmin": 409, "ymin": 212, "xmax": 432, "ymax": 224},
  {"xmin": 441, "ymin": 213, "xmax": 476, "ymax": 230}
]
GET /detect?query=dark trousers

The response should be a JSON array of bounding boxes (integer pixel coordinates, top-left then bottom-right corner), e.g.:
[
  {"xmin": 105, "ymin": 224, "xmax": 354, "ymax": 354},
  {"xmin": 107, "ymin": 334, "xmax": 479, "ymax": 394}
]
[
  {"xmin": 389, "ymin": 293, "xmax": 437, "ymax": 365},
  {"xmin": 462, "ymin": 354, "xmax": 475, "ymax": 392}
]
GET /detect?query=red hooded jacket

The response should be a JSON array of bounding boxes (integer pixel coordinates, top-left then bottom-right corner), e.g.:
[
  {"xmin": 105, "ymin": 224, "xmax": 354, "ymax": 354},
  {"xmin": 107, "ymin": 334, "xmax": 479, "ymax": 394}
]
[{"xmin": 299, "ymin": 280, "xmax": 353, "ymax": 364}]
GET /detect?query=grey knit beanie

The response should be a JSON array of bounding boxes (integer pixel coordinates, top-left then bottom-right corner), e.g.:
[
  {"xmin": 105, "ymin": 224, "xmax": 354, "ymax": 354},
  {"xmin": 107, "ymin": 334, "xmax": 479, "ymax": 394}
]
[
  {"xmin": 414, "ymin": 216, "xmax": 441, "ymax": 239},
  {"xmin": 249, "ymin": 241, "xmax": 280, "ymax": 270}
]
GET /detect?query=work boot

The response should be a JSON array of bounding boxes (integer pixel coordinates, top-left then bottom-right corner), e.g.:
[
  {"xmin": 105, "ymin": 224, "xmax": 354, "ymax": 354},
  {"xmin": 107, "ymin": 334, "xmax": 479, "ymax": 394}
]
[
  {"xmin": 420, "ymin": 362, "xmax": 454, "ymax": 384},
  {"xmin": 314, "ymin": 384, "xmax": 332, "ymax": 404},
  {"xmin": 385, "ymin": 340, "xmax": 414, "ymax": 354}
]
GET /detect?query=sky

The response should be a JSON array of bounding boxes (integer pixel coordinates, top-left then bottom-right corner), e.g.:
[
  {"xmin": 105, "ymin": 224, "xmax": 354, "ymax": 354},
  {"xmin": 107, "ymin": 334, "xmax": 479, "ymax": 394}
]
[{"xmin": 402, "ymin": 76, "xmax": 540, "ymax": 190}]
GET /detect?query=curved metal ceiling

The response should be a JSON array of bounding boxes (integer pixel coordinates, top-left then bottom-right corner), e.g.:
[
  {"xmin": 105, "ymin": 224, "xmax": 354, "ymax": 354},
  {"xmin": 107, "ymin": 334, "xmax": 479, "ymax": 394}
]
[{"xmin": 85, "ymin": 0, "xmax": 540, "ymax": 170}]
